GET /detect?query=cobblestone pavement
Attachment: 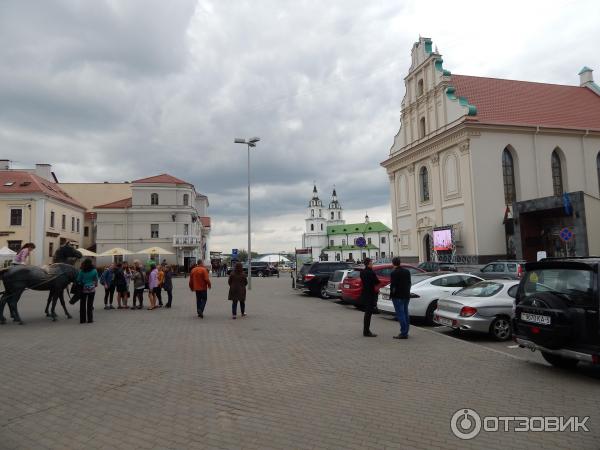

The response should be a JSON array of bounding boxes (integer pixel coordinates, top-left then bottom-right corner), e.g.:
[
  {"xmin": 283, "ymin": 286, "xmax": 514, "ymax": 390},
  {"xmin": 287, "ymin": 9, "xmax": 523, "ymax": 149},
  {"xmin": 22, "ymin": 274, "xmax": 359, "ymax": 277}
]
[{"xmin": 1, "ymin": 276, "xmax": 599, "ymax": 449}]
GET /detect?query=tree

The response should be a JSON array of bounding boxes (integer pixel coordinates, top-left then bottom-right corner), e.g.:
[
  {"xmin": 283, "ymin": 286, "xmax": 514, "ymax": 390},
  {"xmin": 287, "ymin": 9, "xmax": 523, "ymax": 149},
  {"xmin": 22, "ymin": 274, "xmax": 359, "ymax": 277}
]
[{"xmin": 235, "ymin": 250, "xmax": 259, "ymax": 262}]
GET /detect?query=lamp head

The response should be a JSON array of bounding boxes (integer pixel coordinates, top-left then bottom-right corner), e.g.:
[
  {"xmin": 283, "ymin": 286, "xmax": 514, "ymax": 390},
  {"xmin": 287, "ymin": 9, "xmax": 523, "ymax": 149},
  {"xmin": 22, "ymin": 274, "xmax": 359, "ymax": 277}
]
[
  {"xmin": 234, "ymin": 138, "xmax": 246, "ymax": 144},
  {"xmin": 248, "ymin": 137, "xmax": 260, "ymax": 144}
]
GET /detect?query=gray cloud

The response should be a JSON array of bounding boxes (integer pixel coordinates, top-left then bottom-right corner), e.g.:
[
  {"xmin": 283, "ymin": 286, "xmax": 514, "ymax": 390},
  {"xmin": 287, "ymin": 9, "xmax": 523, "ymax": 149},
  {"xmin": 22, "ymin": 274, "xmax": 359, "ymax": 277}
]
[{"xmin": 1, "ymin": 0, "xmax": 599, "ymax": 252}]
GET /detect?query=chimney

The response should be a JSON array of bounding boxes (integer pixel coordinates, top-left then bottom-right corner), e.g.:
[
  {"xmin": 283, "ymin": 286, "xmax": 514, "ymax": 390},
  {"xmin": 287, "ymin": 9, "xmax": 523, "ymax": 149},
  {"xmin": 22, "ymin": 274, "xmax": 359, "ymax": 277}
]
[
  {"xmin": 0, "ymin": 160, "xmax": 10, "ymax": 170},
  {"xmin": 579, "ymin": 66, "xmax": 593, "ymax": 86},
  {"xmin": 35, "ymin": 163, "xmax": 54, "ymax": 182}
]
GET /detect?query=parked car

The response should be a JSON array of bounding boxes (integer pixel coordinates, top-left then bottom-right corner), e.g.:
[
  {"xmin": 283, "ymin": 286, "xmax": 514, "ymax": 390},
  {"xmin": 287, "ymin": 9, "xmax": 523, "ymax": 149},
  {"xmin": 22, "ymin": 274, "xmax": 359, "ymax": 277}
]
[
  {"xmin": 325, "ymin": 269, "xmax": 353, "ymax": 299},
  {"xmin": 513, "ymin": 257, "xmax": 600, "ymax": 369},
  {"xmin": 341, "ymin": 263, "xmax": 424, "ymax": 306},
  {"xmin": 433, "ymin": 280, "xmax": 519, "ymax": 340},
  {"xmin": 378, "ymin": 272, "xmax": 484, "ymax": 324},
  {"xmin": 229, "ymin": 261, "xmax": 277, "ymax": 277},
  {"xmin": 418, "ymin": 261, "xmax": 458, "ymax": 272},
  {"xmin": 295, "ymin": 261, "xmax": 355, "ymax": 298},
  {"xmin": 472, "ymin": 260, "xmax": 525, "ymax": 280}
]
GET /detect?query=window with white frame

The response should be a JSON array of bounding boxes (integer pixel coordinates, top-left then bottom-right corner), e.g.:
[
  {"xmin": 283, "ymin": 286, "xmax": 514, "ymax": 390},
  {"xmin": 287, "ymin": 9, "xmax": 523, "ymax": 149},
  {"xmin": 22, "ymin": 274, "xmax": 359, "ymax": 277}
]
[
  {"xmin": 61, "ymin": 214, "xmax": 66, "ymax": 229},
  {"xmin": 151, "ymin": 224, "xmax": 159, "ymax": 238},
  {"xmin": 76, "ymin": 218, "xmax": 80, "ymax": 233},
  {"xmin": 50, "ymin": 211, "xmax": 55, "ymax": 228},
  {"xmin": 151, "ymin": 193, "xmax": 159, "ymax": 205},
  {"xmin": 183, "ymin": 193, "xmax": 189, "ymax": 206},
  {"xmin": 71, "ymin": 217, "xmax": 75, "ymax": 232},
  {"xmin": 381, "ymin": 236, "xmax": 386, "ymax": 244}
]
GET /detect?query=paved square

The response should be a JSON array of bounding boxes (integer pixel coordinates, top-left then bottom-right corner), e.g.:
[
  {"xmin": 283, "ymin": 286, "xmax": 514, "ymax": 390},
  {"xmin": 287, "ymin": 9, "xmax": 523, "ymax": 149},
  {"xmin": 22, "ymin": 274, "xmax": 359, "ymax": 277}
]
[{"xmin": 1, "ymin": 276, "xmax": 599, "ymax": 449}]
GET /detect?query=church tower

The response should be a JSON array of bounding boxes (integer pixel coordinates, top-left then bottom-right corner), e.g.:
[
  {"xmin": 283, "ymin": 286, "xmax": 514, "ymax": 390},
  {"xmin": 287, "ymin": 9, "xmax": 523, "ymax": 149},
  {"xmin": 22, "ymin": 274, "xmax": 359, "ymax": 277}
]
[
  {"xmin": 302, "ymin": 185, "xmax": 328, "ymax": 260},
  {"xmin": 327, "ymin": 188, "xmax": 344, "ymax": 226}
]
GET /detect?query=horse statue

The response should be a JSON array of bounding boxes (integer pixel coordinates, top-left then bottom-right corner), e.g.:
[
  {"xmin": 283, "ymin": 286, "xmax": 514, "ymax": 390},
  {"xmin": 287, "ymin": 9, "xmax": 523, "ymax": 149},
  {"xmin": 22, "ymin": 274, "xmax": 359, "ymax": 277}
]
[{"xmin": 0, "ymin": 244, "xmax": 82, "ymax": 325}]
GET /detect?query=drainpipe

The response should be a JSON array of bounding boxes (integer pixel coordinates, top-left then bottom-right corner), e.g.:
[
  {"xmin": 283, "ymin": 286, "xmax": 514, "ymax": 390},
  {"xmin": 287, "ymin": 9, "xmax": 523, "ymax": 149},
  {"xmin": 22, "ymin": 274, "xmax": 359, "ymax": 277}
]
[
  {"xmin": 581, "ymin": 129, "xmax": 589, "ymax": 192},
  {"xmin": 533, "ymin": 125, "xmax": 541, "ymax": 197}
]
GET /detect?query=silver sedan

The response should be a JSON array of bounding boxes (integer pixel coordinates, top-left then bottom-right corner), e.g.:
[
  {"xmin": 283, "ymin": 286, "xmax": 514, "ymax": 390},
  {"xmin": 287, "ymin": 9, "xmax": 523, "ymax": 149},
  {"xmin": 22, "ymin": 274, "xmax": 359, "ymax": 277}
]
[{"xmin": 433, "ymin": 280, "xmax": 519, "ymax": 341}]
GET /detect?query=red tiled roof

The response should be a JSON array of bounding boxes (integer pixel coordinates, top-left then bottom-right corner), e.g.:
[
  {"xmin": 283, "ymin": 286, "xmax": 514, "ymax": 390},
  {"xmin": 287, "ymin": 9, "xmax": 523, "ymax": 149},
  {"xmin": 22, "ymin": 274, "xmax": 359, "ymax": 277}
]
[
  {"xmin": 132, "ymin": 174, "xmax": 192, "ymax": 185},
  {"xmin": 94, "ymin": 197, "xmax": 133, "ymax": 209},
  {"xmin": 199, "ymin": 216, "xmax": 211, "ymax": 228},
  {"xmin": 451, "ymin": 75, "xmax": 600, "ymax": 130},
  {"xmin": 0, "ymin": 171, "xmax": 85, "ymax": 209}
]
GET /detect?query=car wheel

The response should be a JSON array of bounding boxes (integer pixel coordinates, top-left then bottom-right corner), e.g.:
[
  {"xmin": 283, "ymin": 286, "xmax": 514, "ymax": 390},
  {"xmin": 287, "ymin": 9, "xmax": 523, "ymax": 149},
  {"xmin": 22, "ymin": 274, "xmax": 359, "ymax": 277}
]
[
  {"xmin": 490, "ymin": 316, "xmax": 512, "ymax": 341},
  {"xmin": 320, "ymin": 285, "xmax": 329, "ymax": 299},
  {"xmin": 425, "ymin": 301, "xmax": 437, "ymax": 326},
  {"xmin": 541, "ymin": 352, "xmax": 579, "ymax": 369}
]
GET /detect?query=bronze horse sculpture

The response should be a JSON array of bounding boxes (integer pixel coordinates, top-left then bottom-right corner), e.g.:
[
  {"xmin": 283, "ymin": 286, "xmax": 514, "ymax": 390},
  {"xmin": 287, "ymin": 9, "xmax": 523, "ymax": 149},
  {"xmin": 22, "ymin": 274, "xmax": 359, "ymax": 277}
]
[{"xmin": 0, "ymin": 245, "xmax": 82, "ymax": 325}]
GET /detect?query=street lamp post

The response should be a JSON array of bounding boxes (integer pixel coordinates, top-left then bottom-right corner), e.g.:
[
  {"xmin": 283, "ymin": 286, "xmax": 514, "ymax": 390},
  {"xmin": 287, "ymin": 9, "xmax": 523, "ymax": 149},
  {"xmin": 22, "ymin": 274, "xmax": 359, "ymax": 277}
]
[{"xmin": 234, "ymin": 136, "xmax": 260, "ymax": 290}]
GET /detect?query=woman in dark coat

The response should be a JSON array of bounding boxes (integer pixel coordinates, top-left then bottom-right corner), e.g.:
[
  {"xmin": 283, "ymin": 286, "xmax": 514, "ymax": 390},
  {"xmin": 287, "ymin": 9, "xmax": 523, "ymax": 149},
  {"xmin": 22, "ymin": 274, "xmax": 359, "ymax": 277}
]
[
  {"xmin": 360, "ymin": 258, "xmax": 379, "ymax": 337},
  {"xmin": 228, "ymin": 262, "xmax": 248, "ymax": 319}
]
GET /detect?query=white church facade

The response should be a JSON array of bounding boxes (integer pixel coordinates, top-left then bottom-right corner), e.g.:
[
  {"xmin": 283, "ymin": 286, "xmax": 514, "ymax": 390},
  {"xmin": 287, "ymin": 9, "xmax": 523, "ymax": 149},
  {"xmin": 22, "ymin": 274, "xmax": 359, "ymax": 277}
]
[
  {"xmin": 381, "ymin": 37, "xmax": 600, "ymax": 264},
  {"xmin": 301, "ymin": 186, "xmax": 392, "ymax": 262}
]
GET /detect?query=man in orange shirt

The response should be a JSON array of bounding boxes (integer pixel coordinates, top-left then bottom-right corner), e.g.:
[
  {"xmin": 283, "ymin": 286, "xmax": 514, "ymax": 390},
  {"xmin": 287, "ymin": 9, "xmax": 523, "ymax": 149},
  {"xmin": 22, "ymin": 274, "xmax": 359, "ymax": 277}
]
[{"xmin": 189, "ymin": 260, "xmax": 212, "ymax": 318}]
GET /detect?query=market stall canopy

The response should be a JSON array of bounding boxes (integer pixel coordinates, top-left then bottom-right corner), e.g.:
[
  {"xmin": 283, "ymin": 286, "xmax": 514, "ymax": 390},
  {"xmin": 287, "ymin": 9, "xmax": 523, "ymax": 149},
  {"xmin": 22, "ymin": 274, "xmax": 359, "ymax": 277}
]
[
  {"xmin": 257, "ymin": 254, "xmax": 291, "ymax": 263},
  {"xmin": 136, "ymin": 247, "xmax": 174, "ymax": 255},
  {"xmin": 77, "ymin": 248, "xmax": 99, "ymax": 257},
  {"xmin": 0, "ymin": 246, "xmax": 16, "ymax": 256},
  {"xmin": 100, "ymin": 247, "xmax": 134, "ymax": 256}
]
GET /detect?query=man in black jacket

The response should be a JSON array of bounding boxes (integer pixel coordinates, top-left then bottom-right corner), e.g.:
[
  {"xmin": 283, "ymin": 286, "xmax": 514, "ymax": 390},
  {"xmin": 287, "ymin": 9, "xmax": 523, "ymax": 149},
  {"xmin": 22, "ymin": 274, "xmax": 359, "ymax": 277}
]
[
  {"xmin": 360, "ymin": 258, "xmax": 379, "ymax": 337},
  {"xmin": 390, "ymin": 256, "xmax": 411, "ymax": 339}
]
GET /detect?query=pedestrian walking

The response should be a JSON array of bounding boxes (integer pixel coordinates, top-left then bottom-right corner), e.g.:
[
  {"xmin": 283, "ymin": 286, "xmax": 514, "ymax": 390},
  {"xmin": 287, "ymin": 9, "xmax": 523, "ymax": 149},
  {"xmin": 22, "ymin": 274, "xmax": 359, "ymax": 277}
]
[
  {"xmin": 189, "ymin": 261, "xmax": 211, "ymax": 318},
  {"xmin": 114, "ymin": 263, "xmax": 128, "ymax": 309},
  {"xmin": 131, "ymin": 261, "xmax": 145, "ymax": 309},
  {"xmin": 360, "ymin": 258, "xmax": 379, "ymax": 337},
  {"xmin": 390, "ymin": 257, "xmax": 411, "ymax": 339},
  {"xmin": 13, "ymin": 243, "xmax": 35, "ymax": 265},
  {"xmin": 147, "ymin": 264, "xmax": 159, "ymax": 310},
  {"xmin": 164, "ymin": 265, "xmax": 174, "ymax": 308},
  {"xmin": 221, "ymin": 263, "xmax": 228, "ymax": 277},
  {"xmin": 76, "ymin": 258, "xmax": 99, "ymax": 324},
  {"xmin": 100, "ymin": 264, "xmax": 115, "ymax": 309},
  {"xmin": 228, "ymin": 262, "xmax": 247, "ymax": 319}
]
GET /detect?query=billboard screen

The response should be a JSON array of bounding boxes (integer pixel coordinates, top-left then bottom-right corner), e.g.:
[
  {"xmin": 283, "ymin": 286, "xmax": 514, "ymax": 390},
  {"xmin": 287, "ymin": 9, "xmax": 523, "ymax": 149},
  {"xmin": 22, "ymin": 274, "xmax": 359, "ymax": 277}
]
[{"xmin": 433, "ymin": 228, "xmax": 453, "ymax": 251}]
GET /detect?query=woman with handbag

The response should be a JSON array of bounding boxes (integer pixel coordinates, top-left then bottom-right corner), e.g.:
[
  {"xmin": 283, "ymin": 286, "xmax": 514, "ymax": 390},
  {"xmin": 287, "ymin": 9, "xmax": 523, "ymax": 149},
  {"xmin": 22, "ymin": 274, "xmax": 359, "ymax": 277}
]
[{"xmin": 76, "ymin": 258, "xmax": 99, "ymax": 324}]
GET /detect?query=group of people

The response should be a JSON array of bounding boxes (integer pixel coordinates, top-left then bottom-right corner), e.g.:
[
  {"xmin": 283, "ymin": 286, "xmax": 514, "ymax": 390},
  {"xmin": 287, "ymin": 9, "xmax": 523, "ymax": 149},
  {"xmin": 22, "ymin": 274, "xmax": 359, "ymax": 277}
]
[{"xmin": 360, "ymin": 257, "xmax": 411, "ymax": 339}]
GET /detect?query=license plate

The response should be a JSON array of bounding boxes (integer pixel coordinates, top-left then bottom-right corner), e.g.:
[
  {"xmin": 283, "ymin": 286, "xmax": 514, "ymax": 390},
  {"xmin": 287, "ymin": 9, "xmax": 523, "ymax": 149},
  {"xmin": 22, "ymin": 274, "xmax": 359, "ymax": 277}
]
[
  {"xmin": 521, "ymin": 312, "xmax": 551, "ymax": 325},
  {"xmin": 436, "ymin": 316, "xmax": 453, "ymax": 327},
  {"xmin": 343, "ymin": 284, "xmax": 350, "ymax": 289}
]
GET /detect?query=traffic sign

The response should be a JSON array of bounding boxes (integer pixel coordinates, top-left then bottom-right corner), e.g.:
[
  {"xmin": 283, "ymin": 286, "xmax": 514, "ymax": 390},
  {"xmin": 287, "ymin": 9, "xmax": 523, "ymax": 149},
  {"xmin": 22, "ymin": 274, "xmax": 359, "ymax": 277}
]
[
  {"xmin": 559, "ymin": 228, "xmax": 573, "ymax": 242},
  {"xmin": 232, "ymin": 248, "xmax": 238, "ymax": 256}
]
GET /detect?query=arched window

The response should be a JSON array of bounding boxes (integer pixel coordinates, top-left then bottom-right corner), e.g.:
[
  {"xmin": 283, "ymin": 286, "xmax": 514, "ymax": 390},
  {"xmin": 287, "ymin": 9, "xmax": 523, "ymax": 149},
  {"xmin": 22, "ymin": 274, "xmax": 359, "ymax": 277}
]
[
  {"xmin": 318, "ymin": 209, "xmax": 322, "ymax": 217},
  {"xmin": 419, "ymin": 118, "xmax": 426, "ymax": 139},
  {"xmin": 502, "ymin": 148, "xmax": 516, "ymax": 205},
  {"xmin": 417, "ymin": 79, "xmax": 424, "ymax": 96},
  {"xmin": 320, "ymin": 224, "xmax": 323, "ymax": 230},
  {"xmin": 551, "ymin": 150, "xmax": 564, "ymax": 196},
  {"xmin": 331, "ymin": 211, "xmax": 334, "ymax": 219},
  {"xmin": 311, "ymin": 209, "xmax": 314, "ymax": 217},
  {"xmin": 338, "ymin": 211, "xmax": 341, "ymax": 219},
  {"xmin": 310, "ymin": 224, "xmax": 314, "ymax": 231},
  {"xmin": 419, "ymin": 166, "xmax": 430, "ymax": 202},
  {"xmin": 597, "ymin": 152, "xmax": 600, "ymax": 194},
  {"xmin": 150, "ymin": 193, "xmax": 159, "ymax": 205},
  {"xmin": 183, "ymin": 194, "xmax": 189, "ymax": 206}
]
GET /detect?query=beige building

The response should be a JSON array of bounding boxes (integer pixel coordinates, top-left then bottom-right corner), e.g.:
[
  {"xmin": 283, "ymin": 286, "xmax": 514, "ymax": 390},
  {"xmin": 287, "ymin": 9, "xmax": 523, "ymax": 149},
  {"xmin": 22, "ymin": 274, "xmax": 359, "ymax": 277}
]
[
  {"xmin": 0, "ymin": 162, "xmax": 85, "ymax": 265},
  {"xmin": 381, "ymin": 37, "xmax": 600, "ymax": 263}
]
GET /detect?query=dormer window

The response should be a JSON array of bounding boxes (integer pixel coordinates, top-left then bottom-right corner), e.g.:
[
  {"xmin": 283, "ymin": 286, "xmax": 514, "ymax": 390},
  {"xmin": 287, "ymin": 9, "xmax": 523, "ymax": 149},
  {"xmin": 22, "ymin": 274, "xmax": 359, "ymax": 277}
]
[{"xmin": 417, "ymin": 79, "xmax": 424, "ymax": 96}]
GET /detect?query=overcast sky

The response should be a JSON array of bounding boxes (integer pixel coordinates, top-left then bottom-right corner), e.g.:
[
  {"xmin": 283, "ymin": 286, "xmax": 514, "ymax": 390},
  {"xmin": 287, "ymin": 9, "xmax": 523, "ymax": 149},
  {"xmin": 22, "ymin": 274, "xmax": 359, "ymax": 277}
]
[{"xmin": 2, "ymin": 0, "xmax": 599, "ymax": 253}]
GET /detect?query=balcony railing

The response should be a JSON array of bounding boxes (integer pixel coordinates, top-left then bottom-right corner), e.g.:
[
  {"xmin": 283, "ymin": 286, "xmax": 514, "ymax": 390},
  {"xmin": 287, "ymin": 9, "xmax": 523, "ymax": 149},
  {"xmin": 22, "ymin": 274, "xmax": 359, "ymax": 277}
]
[{"xmin": 173, "ymin": 235, "xmax": 201, "ymax": 247}]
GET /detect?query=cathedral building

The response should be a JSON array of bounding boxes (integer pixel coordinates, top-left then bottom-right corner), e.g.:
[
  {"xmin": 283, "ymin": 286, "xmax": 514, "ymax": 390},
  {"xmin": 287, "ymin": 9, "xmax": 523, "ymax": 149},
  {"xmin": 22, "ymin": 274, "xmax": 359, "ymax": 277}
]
[
  {"xmin": 381, "ymin": 37, "xmax": 600, "ymax": 263},
  {"xmin": 301, "ymin": 186, "xmax": 392, "ymax": 262}
]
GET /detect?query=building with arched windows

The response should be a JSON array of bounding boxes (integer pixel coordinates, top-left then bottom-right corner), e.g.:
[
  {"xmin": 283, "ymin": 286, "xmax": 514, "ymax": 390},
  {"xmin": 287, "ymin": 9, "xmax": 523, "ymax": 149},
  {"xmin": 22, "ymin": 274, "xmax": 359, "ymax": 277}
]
[
  {"xmin": 301, "ymin": 185, "xmax": 392, "ymax": 261},
  {"xmin": 381, "ymin": 37, "xmax": 600, "ymax": 263}
]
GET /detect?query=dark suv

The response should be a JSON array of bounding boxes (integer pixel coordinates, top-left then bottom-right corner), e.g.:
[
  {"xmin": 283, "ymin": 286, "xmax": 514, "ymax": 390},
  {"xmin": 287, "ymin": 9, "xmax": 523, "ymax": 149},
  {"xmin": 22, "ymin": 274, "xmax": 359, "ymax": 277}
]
[
  {"xmin": 513, "ymin": 257, "xmax": 600, "ymax": 369},
  {"xmin": 229, "ymin": 262, "xmax": 277, "ymax": 277},
  {"xmin": 296, "ymin": 261, "xmax": 355, "ymax": 298}
]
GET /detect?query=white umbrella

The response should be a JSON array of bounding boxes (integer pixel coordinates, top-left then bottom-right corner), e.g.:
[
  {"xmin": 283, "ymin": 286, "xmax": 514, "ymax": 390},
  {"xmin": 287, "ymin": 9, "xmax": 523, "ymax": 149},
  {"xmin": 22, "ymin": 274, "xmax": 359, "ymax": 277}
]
[
  {"xmin": 0, "ymin": 246, "xmax": 17, "ymax": 256},
  {"xmin": 100, "ymin": 247, "xmax": 134, "ymax": 256},
  {"xmin": 137, "ymin": 246, "xmax": 174, "ymax": 255}
]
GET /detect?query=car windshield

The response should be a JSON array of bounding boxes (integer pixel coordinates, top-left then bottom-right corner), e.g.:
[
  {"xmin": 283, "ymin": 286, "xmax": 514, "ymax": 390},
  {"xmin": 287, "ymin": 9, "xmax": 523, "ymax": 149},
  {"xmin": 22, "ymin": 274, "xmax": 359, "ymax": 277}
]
[
  {"xmin": 522, "ymin": 268, "xmax": 594, "ymax": 306},
  {"xmin": 456, "ymin": 281, "xmax": 503, "ymax": 297},
  {"xmin": 347, "ymin": 270, "xmax": 361, "ymax": 279},
  {"xmin": 331, "ymin": 270, "xmax": 345, "ymax": 282}
]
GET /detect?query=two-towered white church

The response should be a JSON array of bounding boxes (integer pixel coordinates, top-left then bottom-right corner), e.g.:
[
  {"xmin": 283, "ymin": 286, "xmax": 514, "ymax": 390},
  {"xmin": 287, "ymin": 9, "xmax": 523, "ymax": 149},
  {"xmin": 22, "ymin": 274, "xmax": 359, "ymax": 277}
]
[{"xmin": 301, "ymin": 186, "xmax": 392, "ymax": 262}]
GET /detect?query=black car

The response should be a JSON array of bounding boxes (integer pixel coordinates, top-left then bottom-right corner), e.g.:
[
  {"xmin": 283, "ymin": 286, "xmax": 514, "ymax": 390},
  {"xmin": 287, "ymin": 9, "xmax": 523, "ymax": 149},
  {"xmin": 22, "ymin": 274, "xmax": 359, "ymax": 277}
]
[
  {"xmin": 418, "ymin": 261, "xmax": 457, "ymax": 272},
  {"xmin": 229, "ymin": 262, "xmax": 277, "ymax": 277},
  {"xmin": 296, "ymin": 261, "xmax": 355, "ymax": 298},
  {"xmin": 513, "ymin": 257, "xmax": 600, "ymax": 369}
]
